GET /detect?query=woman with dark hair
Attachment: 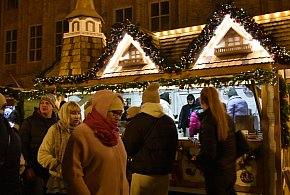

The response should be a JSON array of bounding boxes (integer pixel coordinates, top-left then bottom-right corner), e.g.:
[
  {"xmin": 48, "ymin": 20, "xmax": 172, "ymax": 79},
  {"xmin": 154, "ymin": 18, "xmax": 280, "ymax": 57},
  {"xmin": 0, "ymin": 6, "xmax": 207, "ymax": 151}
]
[{"xmin": 195, "ymin": 87, "xmax": 237, "ymax": 195}]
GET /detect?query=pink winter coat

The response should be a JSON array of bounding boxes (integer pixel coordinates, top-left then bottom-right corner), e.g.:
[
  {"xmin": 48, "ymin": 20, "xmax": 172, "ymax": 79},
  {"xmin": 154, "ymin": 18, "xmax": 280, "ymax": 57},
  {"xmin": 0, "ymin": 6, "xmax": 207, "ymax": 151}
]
[{"xmin": 189, "ymin": 112, "xmax": 201, "ymax": 137}]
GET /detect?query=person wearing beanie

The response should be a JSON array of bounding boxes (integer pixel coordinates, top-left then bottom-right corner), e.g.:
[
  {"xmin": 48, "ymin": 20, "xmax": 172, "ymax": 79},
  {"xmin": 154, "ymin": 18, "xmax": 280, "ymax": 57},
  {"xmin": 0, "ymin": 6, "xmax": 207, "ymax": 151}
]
[
  {"xmin": 20, "ymin": 94, "xmax": 58, "ymax": 195},
  {"xmin": 226, "ymin": 87, "xmax": 249, "ymax": 123},
  {"xmin": 123, "ymin": 82, "xmax": 178, "ymax": 195},
  {"xmin": 178, "ymin": 94, "xmax": 196, "ymax": 136},
  {"xmin": 62, "ymin": 90, "xmax": 129, "ymax": 195},
  {"xmin": 40, "ymin": 94, "xmax": 56, "ymax": 109},
  {"xmin": 160, "ymin": 92, "xmax": 175, "ymax": 120},
  {"xmin": 0, "ymin": 93, "xmax": 22, "ymax": 195},
  {"xmin": 38, "ymin": 101, "xmax": 82, "ymax": 194}
]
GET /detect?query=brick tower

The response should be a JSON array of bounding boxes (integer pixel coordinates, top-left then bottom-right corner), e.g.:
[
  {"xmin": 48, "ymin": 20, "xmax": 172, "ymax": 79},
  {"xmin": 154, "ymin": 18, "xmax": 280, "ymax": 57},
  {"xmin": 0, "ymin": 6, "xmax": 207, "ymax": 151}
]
[{"xmin": 59, "ymin": 0, "xmax": 106, "ymax": 76}]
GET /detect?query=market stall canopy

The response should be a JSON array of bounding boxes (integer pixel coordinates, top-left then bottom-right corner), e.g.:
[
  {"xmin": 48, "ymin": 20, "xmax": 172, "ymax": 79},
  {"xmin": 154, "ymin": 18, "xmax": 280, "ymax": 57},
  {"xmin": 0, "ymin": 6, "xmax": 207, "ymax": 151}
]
[{"xmin": 34, "ymin": 2, "xmax": 290, "ymax": 89}]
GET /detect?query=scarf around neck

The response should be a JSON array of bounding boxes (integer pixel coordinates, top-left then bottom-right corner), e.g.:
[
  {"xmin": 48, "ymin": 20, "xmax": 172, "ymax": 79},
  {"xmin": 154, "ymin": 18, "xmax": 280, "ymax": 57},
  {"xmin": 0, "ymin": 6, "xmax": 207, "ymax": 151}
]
[{"xmin": 84, "ymin": 108, "xmax": 119, "ymax": 146}]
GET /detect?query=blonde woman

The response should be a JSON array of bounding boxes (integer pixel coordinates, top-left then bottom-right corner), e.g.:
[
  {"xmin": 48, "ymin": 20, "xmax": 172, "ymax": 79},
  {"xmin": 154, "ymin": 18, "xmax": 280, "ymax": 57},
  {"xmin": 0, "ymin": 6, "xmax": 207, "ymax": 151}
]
[
  {"xmin": 195, "ymin": 87, "xmax": 236, "ymax": 195},
  {"xmin": 38, "ymin": 101, "xmax": 82, "ymax": 194}
]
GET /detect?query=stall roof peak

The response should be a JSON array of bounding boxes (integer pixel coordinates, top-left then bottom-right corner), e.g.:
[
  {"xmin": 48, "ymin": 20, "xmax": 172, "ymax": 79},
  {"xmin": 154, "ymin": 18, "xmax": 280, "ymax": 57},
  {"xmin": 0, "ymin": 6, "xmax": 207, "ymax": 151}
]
[{"xmin": 99, "ymin": 33, "xmax": 159, "ymax": 78}]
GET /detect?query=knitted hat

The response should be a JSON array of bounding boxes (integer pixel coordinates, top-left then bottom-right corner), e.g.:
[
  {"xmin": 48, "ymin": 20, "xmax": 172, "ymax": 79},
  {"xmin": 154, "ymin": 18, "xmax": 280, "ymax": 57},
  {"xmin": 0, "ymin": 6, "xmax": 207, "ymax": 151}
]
[
  {"xmin": 109, "ymin": 97, "xmax": 124, "ymax": 111},
  {"xmin": 228, "ymin": 87, "xmax": 238, "ymax": 98},
  {"xmin": 0, "ymin": 93, "xmax": 7, "ymax": 109},
  {"xmin": 142, "ymin": 82, "xmax": 160, "ymax": 103},
  {"xmin": 126, "ymin": 106, "xmax": 140, "ymax": 119},
  {"xmin": 40, "ymin": 94, "xmax": 56, "ymax": 107}
]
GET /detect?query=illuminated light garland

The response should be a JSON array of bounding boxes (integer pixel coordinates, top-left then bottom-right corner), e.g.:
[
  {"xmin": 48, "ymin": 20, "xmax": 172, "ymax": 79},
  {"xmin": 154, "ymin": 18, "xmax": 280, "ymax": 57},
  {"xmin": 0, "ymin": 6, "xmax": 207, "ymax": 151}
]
[{"xmin": 279, "ymin": 75, "xmax": 290, "ymax": 148}]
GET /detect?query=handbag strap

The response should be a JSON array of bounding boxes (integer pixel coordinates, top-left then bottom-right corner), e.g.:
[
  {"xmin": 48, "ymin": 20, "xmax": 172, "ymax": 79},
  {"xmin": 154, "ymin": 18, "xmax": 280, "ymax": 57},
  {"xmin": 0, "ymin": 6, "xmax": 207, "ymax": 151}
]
[{"xmin": 144, "ymin": 117, "xmax": 160, "ymax": 142}]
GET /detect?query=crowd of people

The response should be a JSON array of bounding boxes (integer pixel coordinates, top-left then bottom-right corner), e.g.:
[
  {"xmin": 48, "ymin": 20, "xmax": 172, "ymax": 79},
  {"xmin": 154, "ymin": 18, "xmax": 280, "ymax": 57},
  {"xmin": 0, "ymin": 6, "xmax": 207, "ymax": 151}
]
[{"xmin": 0, "ymin": 85, "xmax": 249, "ymax": 195}]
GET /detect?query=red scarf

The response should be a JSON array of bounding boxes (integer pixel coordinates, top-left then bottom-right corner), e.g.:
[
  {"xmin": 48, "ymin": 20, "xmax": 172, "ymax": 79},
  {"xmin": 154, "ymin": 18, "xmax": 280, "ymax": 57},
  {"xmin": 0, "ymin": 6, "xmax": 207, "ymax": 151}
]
[{"xmin": 84, "ymin": 108, "xmax": 119, "ymax": 146}]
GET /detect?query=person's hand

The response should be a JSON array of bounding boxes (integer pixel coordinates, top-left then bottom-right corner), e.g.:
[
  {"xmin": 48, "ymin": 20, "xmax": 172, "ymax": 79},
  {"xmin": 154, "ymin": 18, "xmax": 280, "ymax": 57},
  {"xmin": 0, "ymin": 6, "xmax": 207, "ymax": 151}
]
[{"xmin": 25, "ymin": 168, "xmax": 35, "ymax": 180}]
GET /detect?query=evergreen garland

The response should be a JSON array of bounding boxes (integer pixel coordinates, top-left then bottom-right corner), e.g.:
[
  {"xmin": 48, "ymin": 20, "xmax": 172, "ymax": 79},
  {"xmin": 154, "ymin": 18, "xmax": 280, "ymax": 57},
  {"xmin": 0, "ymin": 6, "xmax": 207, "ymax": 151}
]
[{"xmin": 279, "ymin": 76, "xmax": 290, "ymax": 148}]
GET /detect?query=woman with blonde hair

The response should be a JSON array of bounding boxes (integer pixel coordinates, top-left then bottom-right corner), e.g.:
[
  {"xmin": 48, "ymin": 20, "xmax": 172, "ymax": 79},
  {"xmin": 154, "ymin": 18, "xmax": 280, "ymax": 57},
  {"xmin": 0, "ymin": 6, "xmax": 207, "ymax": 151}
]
[
  {"xmin": 38, "ymin": 101, "xmax": 82, "ymax": 194},
  {"xmin": 195, "ymin": 87, "xmax": 237, "ymax": 195}
]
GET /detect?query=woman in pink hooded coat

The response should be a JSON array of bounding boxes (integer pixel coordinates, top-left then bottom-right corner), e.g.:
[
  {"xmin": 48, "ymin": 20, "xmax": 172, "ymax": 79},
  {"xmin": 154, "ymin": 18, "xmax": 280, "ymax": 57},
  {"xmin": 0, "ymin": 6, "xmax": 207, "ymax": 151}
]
[{"xmin": 62, "ymin": 90, "xmax": 129, "ymax": 195}]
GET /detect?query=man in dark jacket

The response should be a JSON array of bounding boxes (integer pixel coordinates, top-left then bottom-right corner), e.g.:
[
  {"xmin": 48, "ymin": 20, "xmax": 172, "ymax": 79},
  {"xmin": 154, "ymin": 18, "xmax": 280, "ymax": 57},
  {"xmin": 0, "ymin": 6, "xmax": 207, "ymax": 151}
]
[
  {"xmin": 0, "ymin": 93, "xmax": 22, "ymax": 195},
  {"xmin": 20, "ymin": 94, "xmax": 58, "ymax": 195},
  {"xmin": 123, "ymin": 82, "xmax": 178, "ymax": 195},
  {"xmin": 178, "ymin": 94, "xmax": 195, "ymax": 136}
]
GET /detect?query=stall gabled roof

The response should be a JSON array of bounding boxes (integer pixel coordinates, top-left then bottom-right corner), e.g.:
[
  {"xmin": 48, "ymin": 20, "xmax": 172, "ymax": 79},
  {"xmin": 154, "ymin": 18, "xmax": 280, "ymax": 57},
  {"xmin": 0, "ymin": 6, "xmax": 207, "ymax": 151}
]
[
  {"xmin": 192, "ymin": 14, "xmax": 274, "ymax": 70},
  {"xmin": 34, "ymin": 3, "xmax": 290, "ymax": 88},
  {"xmin": 98, "ymin": 33, "xmax": 159, "ymax": 78}
]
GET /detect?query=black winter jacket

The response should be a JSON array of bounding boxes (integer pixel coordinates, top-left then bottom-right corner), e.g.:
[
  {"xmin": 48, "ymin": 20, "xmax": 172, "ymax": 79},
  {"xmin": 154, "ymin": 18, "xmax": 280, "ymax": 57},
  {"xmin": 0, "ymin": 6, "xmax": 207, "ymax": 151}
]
[
  {"xmin": 178, "ymin": 104, "xmax": 195, "ymax": 129},
  {"xmin": 196, "ymin": 108, "xmax": 236, "ymax": 174},
  {"xmin": 0, "ymin": 114, "xmax": 22, "ymax": 195},
  {"xmin": 19, "ymin": 108, "xmax": 58, "ymax": 179},
  {"xmin": 123, "ymin": 112, "xmax": 178, "ymax": 175}
]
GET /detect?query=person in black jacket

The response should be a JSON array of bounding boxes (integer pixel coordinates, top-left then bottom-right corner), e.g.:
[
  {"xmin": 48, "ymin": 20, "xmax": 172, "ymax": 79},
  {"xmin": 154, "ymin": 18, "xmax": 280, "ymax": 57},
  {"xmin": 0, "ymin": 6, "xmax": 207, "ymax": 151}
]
[
  {"xmin": 178, "ymin": 94, "xmax": 195, "ymax": 136},
  {"xmin": 123, "ymin": 82, "xmax": 178, "ymax": 195},
  {"xmin": 20, "ymin": 94, "xmax": 58, "ymax": 195},
  {"xmin": 0, "ymin": 93, "xmax": 22, "ymax": 195},
  {"xmin": 195, "ymin": 87, "xmax": 237, "ymax": 195}
]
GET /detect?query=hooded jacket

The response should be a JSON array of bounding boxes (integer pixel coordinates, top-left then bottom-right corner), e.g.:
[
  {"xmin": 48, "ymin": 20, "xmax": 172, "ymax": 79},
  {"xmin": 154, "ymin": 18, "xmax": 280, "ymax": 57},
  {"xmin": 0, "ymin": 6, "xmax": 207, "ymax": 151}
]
[
  {"xmin": 38, "ymin": 102, "xmax": 82, "ymax": 194},
  {"xmin": 160, "ymin": 92, "xmax": 175, "ymax": 120},
  {"xmin": 226, "ymin": 88, "xmax": 248, "ymax": 122},
  {"xmin": 62, "ymin": 90, "xmax": 129, "ymax": 195}
]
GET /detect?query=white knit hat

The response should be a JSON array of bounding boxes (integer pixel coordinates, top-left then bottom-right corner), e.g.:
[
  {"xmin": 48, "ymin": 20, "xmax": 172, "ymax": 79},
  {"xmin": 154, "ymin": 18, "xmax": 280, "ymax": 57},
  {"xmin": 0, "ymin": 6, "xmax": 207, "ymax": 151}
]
[
  {"xmin": 142, "ymin": 82, "xmax": 160, "ymax": 103},
  {"xmin": 0, "ymin": 93, "xmax": 7, "ymax": 109}
]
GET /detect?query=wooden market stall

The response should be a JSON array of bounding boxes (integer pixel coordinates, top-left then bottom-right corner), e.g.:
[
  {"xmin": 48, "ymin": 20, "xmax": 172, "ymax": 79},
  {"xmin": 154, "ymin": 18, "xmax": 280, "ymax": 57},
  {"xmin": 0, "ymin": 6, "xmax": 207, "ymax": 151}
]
[{"xmin": 32, "ymin": 2, "xmax": 290, "ymax": 195}]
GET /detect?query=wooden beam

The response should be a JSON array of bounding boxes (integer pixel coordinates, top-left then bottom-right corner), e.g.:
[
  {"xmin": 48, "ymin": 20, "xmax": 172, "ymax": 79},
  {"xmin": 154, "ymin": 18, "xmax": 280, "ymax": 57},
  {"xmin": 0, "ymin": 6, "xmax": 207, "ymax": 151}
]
[{"xmin": 251, "ymin": 80, "xmax": 262, "ymax": 117}]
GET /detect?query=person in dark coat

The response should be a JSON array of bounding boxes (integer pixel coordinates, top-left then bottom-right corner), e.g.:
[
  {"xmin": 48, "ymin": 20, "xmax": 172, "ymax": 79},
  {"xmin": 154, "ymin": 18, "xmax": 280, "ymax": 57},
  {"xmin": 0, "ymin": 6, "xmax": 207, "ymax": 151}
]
[
  {"xmin": 195, "ymin": 87, "xmax": 237, "ymax": 195},
  {"xmin": 123, "ymin": 82, "xmax": 178, "ymax": 195},
  {"xmin": 20, "ymin": 94, "xmax": 58, "ymax": 195},
  {"xmin": 121, "ymin": 98, "xmax": 129, "ymax": 121},
  {"xmin": 193, "ymin": 97, "xmax": 203, "ymax": 115},
  {"xmin": 178, "ymin": 94, "xmax": 195, "ymax": 136},
  {"xmin": 226, "ymin": 87, "xmax": 248, "ymax": 123},
  {"xmin": 0, "ymin": 93, "xmax": 22, "ymax": 195}
]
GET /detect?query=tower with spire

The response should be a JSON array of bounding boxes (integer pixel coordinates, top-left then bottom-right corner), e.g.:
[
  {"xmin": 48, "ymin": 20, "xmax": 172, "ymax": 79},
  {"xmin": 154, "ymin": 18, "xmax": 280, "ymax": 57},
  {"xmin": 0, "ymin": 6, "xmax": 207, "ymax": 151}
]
[{"xmin": 59, "ymin": 0, "xmax": 106, "ymax": 76}]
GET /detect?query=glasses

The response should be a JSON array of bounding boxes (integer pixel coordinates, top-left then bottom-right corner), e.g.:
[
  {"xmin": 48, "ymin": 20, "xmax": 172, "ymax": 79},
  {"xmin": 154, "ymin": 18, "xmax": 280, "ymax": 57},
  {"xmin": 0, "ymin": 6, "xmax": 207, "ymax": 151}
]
[{"xmin": 109, "ymin": 110, "xmax": 123, "ymax": 117}]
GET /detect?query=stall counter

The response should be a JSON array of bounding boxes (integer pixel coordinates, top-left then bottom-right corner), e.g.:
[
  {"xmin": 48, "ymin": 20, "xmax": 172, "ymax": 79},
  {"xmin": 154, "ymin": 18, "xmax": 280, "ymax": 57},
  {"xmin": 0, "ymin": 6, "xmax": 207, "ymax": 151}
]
[{"xmin": 170, "ymin": 137, "xmax": 263, "ymax": 194}]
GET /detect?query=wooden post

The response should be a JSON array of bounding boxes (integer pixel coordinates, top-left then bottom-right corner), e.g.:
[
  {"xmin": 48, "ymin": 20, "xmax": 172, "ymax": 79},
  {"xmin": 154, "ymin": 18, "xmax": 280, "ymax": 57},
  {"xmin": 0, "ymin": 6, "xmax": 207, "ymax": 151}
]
[{"xmin": 262, "ymin": 83, "xmax": 282, "ymax": 195}]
